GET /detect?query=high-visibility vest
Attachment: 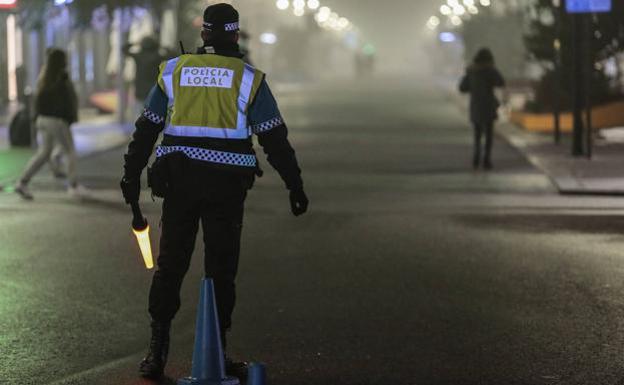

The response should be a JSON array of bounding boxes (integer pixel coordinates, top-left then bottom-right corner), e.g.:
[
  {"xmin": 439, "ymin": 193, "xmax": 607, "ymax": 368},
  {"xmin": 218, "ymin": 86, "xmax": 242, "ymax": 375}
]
[{"xmin": 158, "ymin": 54, "xmax": 264, "ymax": 140}]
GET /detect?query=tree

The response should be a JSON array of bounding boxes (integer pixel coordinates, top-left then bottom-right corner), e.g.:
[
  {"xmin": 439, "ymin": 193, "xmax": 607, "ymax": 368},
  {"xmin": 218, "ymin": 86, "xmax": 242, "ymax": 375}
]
[{"xmin": 524, "ymin": 0, "xmax": 624, "ymax": 112}]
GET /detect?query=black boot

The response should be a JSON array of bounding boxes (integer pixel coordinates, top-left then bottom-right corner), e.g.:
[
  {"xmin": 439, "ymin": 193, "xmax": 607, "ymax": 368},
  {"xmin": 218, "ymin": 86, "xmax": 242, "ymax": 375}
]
[
  {"xmin": 139, "ymin": 321, "xmax": 171, "ymax": 379},
  {"xmin": 221, "ymin": 331, "xmax": 248, "ymax": 380},
  {"xmin": 225, "ymin": 356, "xmax": 249, "ymax": 380}
]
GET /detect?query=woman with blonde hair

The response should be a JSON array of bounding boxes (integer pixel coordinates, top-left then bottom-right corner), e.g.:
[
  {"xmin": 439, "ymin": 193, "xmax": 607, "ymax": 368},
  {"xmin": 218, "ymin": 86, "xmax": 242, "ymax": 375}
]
[{"xmin": 15, "ymin": 48, "xmax": 87, "ymax": 200}]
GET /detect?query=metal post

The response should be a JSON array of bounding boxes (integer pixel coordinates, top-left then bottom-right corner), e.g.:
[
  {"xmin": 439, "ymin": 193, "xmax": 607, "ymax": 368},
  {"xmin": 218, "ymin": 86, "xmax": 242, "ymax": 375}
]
[
  {"xmin": 115, "ymin": 7, "xmax": 128, "ymax": 124},
  {"xmin": 584, "ymin": 14, "xmax": 593, "ymax": 159},
  {"xmin": 571, "ymin": 13, "xmax": 585, "ymax": 156},
  {"xmin": 553, "ymin": 2, "xmax": 562, "ymax": 144},
  {"xmin": 553, "ymin": 47, "xmax": 561, "ymax": 144},
  {"xmin": 0, "ymin": 13, "xmax": 8, "ymax": 106}
]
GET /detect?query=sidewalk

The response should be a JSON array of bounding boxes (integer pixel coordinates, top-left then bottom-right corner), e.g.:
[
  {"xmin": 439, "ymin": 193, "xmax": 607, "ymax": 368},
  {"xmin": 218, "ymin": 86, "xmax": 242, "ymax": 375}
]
[
  {"xmin": 0, "ymin": 110, "xmax": 132, "ymax": 185},
  {"xmin": 498, "ymin": 122, "xmax": 624, "ymax": 195},
  {"xmin": 447, "ymin": 79, "xmax": 624, "ymax": 196}
]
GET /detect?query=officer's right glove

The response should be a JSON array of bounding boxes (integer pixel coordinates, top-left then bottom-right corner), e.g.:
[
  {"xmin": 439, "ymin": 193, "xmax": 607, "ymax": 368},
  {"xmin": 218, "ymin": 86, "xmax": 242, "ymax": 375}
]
[
  {"xmin": 289, "ymin": 188, "xmax": 309, "ymax": 217},
  {"xmin": 120, "ymin": 176, "xmax": 140, "ymax": 204}
]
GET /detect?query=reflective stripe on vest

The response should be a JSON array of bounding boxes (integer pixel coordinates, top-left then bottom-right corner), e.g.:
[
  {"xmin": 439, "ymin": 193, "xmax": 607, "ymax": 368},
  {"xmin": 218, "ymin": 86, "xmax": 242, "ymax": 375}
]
[
  {"xmin": 162, "ymin": 57, "xmax": 179, "ymax": 107},
  {"xmin": 160, "ymin": 56, "xmax": 260, "ymax": 140},
  {"xmin": 156, "ymin": 145, "xmax": 257, "ymax": 168}
]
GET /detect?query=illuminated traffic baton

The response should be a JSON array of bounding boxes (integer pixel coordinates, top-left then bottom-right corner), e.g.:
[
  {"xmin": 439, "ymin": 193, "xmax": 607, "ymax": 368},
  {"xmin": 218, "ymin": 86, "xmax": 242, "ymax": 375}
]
[{"xmin": 130, "ymin": 201, "xmax": 154, "ymax": 269}]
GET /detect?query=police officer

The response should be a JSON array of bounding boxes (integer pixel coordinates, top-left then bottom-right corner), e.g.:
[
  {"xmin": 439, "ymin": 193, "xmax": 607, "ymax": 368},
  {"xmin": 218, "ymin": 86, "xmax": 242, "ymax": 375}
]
[{"xmin": 120, "ymin": 3, "xmax": 308, "ymax": 380}]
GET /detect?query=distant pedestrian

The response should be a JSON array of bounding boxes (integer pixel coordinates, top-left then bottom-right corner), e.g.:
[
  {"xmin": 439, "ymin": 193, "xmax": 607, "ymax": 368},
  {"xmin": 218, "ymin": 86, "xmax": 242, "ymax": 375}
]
[
  {"xmin": 459, "ymin": 48, "xmax": 505, "ymax": 170},
  {"xmin": 14, "ymin": 49, "xmax": 88, "ymax": 200},
  {"xmin": 124, "ymin": 37, "xmax": 166, "ymax": 113}
]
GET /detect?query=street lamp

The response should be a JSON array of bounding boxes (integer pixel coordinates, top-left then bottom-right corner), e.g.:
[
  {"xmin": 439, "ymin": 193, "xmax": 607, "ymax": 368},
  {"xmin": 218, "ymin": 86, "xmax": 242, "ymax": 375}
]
[
  {"xmin": 453, "ymin": 5, "xmax": 466, "ymax": 15},
  {"xmin": 427, "ymin": 15, "xmax": 441, "ymax": 29},
  {"xmin": 307, "ymin": 0, "xmax": 320, "ymax": 10},
  {"xmin": 276, "ymin": 0, "xmax": 289, "ymax": 11},
  {"xmin": 260, "ymin": 32, "xmax": 278, "ymax": 45},
  {"xmin": 316, "ymin": 6, "xmax": 331, "ymax": 23}
]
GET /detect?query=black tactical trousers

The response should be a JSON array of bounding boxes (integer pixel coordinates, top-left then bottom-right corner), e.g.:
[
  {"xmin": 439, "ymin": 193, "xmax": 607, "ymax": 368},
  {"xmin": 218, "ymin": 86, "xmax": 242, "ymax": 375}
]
[{"xmin": 148, "ymin": 156, "xmax": 249, "ymax": 339}]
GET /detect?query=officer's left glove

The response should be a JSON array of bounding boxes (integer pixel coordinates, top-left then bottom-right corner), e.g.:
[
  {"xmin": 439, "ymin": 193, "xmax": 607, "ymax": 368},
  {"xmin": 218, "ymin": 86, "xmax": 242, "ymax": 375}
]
[
  {"xmin": 289, "ymin": 188, "xmax": 309, "ymax": 216},
  {"xmin": 120, "ymin": 176, "xmax": 140, "ymax": 204}
]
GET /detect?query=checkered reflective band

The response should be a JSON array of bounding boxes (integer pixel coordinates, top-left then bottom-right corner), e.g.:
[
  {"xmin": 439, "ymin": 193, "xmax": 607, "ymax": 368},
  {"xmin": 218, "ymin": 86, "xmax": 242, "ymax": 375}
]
[
  {"xmin": 224, "ymin": 22, "xmax": 239, "ymax": 31},
  {"xmin": 156, "ymin": 145, "xmax": 257, "ymax": 167},
  {"xmin": 251, "ymin": 116, "xmax": 284, "ymax": 134},
  {"xmin": 202, "ymin": 21, "xmax": 239, "ymax": 32},
  {"xmin": 142, "ymin": 109, "xmax": 165, "ymax": 125}
]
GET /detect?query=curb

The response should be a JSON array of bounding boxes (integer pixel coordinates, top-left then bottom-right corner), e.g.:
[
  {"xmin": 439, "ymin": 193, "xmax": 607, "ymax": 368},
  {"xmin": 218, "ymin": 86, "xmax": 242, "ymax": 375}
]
[
  {"xmin": 445, "ymin": 84, "xmax": 624, "ymax": 196},
  {"xmin": 495, "ymin": 122, "xmax": 624, "ymax": 196}
]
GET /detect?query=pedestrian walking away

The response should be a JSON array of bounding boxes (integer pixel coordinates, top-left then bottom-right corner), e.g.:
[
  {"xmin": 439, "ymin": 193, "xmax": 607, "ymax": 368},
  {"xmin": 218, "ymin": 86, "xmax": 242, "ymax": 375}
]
[
  {"xmin": 459, "ymin": 48, "xmax": 505, "ymax": 170},
  {"xmin": 120, "ymin": 3, "xmax": 309, "ymax": 381},
  {"xmin": 14, "ymin": 48, "xmax": 89, "ymax": 200}
]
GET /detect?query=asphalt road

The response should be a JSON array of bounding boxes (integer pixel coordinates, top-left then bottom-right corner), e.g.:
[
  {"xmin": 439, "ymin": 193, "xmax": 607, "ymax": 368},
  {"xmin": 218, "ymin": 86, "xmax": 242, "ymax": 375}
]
[{"xmin": 2, "ymin": 77, "xmax": 624, "ymax": 385}]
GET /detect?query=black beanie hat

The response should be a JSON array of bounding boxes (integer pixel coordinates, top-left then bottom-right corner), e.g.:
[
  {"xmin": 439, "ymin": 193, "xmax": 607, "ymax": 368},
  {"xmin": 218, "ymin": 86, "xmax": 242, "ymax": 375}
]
[{"xmin": 203, "ymin": 3, "xmax": 239, "ymax": 33}]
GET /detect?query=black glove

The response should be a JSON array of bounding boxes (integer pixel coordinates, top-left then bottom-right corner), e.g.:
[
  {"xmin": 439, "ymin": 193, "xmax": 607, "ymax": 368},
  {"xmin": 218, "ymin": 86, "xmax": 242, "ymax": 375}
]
[
  {"xmin": 120, "ymin": 176, "xmax": 140, "ymax": 204},
  {"xmin": 289, "ymin": 189, "xmax": 308, "ymax": 216}
]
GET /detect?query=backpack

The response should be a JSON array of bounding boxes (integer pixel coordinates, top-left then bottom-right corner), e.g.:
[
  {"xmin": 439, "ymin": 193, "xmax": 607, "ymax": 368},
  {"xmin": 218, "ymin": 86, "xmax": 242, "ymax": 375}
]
[{"xmin": 9, "ymin": 107, "xmax": 32, "ymax": 147}]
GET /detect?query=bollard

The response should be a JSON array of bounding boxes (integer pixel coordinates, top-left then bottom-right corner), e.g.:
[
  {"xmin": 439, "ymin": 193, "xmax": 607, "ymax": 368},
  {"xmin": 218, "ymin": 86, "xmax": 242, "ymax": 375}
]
[{"xmin": 246, "ymin": 363, "xmax": 266, "ymax": 385}]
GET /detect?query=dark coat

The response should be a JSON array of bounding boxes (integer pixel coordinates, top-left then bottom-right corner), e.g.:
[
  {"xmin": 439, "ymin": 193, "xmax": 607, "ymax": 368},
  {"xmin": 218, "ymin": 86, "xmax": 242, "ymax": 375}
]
[
  {"xmin": 35, "ymin": 73, "xmax": 78, "ymax": 124},
  {"xmin": 459, "ymin": 65, "xmax": 505, "ymax": 125},
  {"xmin": 128, "ymin": 51, "xmax": 165, "ymax": 100}
]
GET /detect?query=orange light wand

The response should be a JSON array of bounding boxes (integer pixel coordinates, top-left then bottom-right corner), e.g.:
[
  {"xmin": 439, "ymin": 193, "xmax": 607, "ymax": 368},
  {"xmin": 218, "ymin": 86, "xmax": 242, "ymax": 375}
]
[{"xmin": 131, "ymin": 202, "xmax": 154, "ymax": 269}]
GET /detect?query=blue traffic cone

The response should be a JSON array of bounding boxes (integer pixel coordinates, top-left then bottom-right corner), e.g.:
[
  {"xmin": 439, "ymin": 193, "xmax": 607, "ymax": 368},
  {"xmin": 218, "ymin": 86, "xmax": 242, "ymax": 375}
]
[
  {"xmin": 178, "ymin": 278, "xmax": 240, "ymax": 385},
  {"xmin": 246, "ymin": 363, "xmax": 266, "ymax": 385}
]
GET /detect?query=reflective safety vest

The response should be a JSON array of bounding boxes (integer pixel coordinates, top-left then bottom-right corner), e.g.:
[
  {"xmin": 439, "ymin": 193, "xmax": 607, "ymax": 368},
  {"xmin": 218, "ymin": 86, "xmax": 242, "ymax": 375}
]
[{"xmin": 158, "ymin": 54, "xmax": 264, "ymax": 140}]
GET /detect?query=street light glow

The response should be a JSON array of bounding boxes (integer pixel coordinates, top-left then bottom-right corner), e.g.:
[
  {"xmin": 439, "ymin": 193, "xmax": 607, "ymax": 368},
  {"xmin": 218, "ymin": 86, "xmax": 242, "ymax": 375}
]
[
  {"xmin": 328, "ymin": 12, "xmax": 340, "ymax": 30},
  {"xmin": 439, "ymin": 32, "xmax": 457, "ymax": 43},
  {"xmin": 440, "ymin": 5, "xmax": 452, "ymax": 15},
  {"xmin": 480, "ymin": 0, "xmax": 491, "ymax": 6},
  {"xmin": 316, "ymin": 6, "xmax": 331, "ymax": 22},
  {"xmin": 338, "ymin": 17, "xmax": 350, "ymax": 29},
  {"xmin": 260, "ymin": 32, "xmax": 278, "ymax": 45},
  {"xmin": 293, "ymin": 7, "xmax": 305, "ymax": 16},
  {"xmin": 307, "ymin": 0, "xmax": 320, "ymax": 10},
  {"xmin": 453, "ymin": 5, "xmax": 466, "ymax": 16},
  {"xmin": 276, "ymin": 0, "xmax": 289, "ymax": 10}
]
